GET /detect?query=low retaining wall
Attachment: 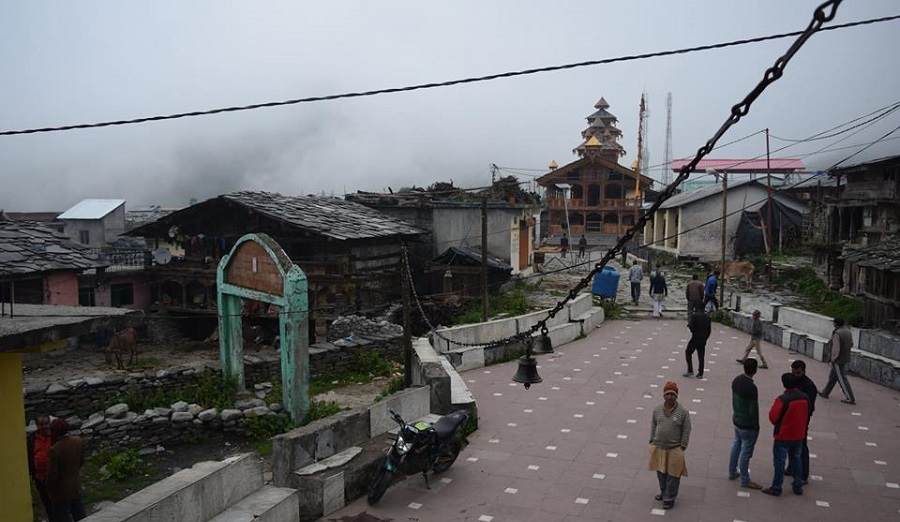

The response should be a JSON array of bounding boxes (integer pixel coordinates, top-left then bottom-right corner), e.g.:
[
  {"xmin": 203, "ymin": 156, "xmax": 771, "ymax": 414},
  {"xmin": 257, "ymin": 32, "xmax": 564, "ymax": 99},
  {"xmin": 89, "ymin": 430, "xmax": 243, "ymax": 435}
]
[
  {"xmin": 23, "ymin": 336, "xmax": 403, "ymax": 448},
  {"xmin": 728, "ymin": 306, "xmax": 900, "ymax": 390}
]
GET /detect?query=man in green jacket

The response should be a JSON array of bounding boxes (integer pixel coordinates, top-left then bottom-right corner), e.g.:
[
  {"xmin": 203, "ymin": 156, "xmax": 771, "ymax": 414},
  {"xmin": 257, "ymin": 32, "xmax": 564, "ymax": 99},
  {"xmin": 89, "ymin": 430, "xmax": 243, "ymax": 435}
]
[{"xmin": 728, "ymin": 359, "xmax": 763, "ymax": 489}]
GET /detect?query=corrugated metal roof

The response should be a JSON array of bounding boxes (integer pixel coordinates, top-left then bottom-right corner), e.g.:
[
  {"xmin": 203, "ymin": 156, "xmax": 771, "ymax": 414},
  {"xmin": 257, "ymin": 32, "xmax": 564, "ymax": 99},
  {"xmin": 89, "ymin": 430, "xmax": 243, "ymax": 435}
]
[
  {"xmin": 58, "ymin": 199, "xmax": 125, "ymax": 220},
  {"xmin": 0, "ymin": 221, "xmax": 104, "ymax": 276},
  {"xmin": 658, "ymin": 178, "xmax": 758, "ymax": 209},
  {"xmin": 670, "ymin": 158, "xmax": 805, "ymax": 172}
]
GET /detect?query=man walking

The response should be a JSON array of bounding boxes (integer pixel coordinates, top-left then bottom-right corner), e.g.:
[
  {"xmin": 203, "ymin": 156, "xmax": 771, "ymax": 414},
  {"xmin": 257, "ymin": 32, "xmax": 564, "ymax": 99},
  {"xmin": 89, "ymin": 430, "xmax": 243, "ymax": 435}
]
[
  {"xmin": 737, "ymin": 310, "xmax": 769, "ymax": 369},
  {"xmin": 762, "ymin": 373, "xmax": 809, "ymax": 497},
  {"xmin": 649, "ymin": 382, "xmax": 692, "ymax": 510},
  {"xmin": 684, "ymin": 309, "xmax": 711, "ymax": 379},
  {"xmin": 703, "ymin": 270, "xmax": 720, "ymax": 312},
  {"xmin": 628, "ymin": 260, "xmax": 644, "ymax": 305},
  {"xmin": 578, "ymin": 234, "xmax": 587, "ymax": 259},
  {"xmin": 729, "ymin": 359, "xmax": 763, "ymax": 489},
  {"xmin": 685, "ymin": 274, "xmax": 705, "ymax": 323},
  {"xmin": 47, "ymin": 418, "xmax": 86, "ymax": 521},
  {"xmin": 785, "ymin": 360, "xmax": 817, "ymax": 483},
  {"xmin": 819, "ymin": 317, "xmax": 856, "ymax": 405},
  {"xmin": 649, "ymin": 264, "xmax": 668, "ymax": 318}
]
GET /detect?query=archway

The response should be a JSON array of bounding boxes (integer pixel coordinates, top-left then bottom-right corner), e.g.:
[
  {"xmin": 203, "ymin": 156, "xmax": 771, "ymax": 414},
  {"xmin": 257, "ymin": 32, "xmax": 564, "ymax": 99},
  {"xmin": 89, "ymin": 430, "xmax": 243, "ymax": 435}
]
[{"xmin": 217, "ymin": 233, "xmax": 310, "ymax": 423}]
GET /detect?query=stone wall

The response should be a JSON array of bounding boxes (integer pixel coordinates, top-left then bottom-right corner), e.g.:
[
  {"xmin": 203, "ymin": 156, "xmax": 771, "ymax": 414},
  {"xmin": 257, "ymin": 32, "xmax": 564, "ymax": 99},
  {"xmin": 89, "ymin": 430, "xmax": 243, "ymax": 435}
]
[{"xmin": 23, "ymin": 335, "xmax": 403, "ymax": 449}]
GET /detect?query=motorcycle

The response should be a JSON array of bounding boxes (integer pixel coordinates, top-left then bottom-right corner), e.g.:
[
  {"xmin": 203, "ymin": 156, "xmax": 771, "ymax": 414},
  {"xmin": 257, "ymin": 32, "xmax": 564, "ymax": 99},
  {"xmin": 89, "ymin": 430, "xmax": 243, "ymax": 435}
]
[{"xmin": 367, "ymin": 408, "xmax": 469, "ymax": 505}]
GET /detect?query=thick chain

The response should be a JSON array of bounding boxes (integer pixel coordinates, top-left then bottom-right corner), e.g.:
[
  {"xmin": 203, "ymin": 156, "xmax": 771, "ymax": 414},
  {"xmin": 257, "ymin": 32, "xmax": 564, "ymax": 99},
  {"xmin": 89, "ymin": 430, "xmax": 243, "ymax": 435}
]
[{"xmin": 407, "ymin": 0, "xmax": 842, "ymax": 350}]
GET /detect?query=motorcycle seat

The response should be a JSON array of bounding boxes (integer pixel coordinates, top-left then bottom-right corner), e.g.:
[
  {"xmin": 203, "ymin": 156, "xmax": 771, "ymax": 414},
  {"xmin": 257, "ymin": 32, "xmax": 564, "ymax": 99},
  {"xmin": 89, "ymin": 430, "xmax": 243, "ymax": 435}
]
[{"xmin": 433, "ymin": 410, "xmax": 468, "ymax": 439}]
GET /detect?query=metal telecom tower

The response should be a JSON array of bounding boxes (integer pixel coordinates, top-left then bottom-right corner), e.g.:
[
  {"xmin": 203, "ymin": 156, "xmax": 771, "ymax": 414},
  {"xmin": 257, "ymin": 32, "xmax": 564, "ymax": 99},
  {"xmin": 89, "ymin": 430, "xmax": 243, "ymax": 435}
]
[
  {"xmin": 639, "ymin": 93, "xmax": 650, "ymax": 187},
  {"xmin": 662, "ymin": 93, "xmax": 673, "ymax": 186}
]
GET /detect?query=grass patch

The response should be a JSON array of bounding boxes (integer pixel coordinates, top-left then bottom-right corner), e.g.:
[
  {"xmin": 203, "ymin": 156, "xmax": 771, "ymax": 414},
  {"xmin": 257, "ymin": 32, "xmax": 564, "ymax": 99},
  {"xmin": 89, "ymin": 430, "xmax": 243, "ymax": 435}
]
[
  {"xmin": 310, "ymin": 350, "xmax": 401, "ymax": 394},
  {"xmin": 83, "ymin": 448, "xmax": 162, "ymax": 504},
  {"xmin": 451, "ymin": 286, "xmax": 533, "ymax": 325},
  {"xmin": 780, "ymin": 266, "xmax": 864, "ymax": 326},
  {"xmin": 710, "ymin": 310, "xmax": 735, "ymax": 327},
  {"xmin": 596, "ymin": 297, "xmax": 625, "ymax": 320},
  {"xmin": 306, "ymin": 400, "xmax": 345, "ymax": 423},
  {"xmin": 376, "ymin": 376, "xmax": 407, "ymax": 401},
  {"xmin": 109, "ymin": 372, "xmax": 238, "ymax": 412}
]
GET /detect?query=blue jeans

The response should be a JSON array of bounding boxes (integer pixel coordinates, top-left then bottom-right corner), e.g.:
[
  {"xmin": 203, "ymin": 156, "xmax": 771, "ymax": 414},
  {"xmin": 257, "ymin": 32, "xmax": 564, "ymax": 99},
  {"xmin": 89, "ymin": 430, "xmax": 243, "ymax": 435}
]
[
  {"xmin": 771, "ymin": 440, "xmax": 803, "ymax": 494},
  {"xmin": 728, "ymin": 427, "xmax": 759, "ymax": 485}
]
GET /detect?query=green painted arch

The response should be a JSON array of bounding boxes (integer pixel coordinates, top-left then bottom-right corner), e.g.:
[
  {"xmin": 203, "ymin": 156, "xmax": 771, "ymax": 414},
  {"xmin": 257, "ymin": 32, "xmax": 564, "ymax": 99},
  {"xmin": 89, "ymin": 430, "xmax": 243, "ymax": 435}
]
[{"xmin": 216, "ymin": 233, "xmax": 310, "ymax": 423}]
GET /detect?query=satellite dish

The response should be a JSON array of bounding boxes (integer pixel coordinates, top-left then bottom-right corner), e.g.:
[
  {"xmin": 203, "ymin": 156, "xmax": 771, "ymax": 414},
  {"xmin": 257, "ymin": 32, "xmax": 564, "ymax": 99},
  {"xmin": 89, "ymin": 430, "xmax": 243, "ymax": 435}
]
[
  {"xmin": 167, "ymin": 225, "xmax": 179, "ymax": 238},
  {"xmin": 153, "ymin": 249, "xmax": 172, "ymax": 265}
]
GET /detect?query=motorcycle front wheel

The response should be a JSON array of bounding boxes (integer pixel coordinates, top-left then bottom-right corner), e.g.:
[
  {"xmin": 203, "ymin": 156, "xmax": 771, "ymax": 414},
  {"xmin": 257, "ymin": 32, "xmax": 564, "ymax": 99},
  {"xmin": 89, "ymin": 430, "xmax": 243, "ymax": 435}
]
[
  {"xmin": 432, "ymin": 440, "xmax": 462, "ymax": 473},
  {"xmin": 367, "ymin": 464, "xmax": 393, "ymax": 505}
]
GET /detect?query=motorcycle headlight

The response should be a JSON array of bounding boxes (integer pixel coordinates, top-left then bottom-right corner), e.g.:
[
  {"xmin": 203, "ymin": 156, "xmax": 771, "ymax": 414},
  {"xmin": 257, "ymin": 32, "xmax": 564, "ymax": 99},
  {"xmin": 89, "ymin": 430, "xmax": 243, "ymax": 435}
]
[{"xmin": 396, "ymin": 434, "xmax": 412, "ymax": 456}]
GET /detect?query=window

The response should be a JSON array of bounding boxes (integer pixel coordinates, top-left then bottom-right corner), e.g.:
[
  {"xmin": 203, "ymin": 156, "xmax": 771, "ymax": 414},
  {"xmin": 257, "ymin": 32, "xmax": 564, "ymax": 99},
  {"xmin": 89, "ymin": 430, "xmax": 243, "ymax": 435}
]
[
  {"xmin": 110, "ymin": 282, "xmax": 134, "ymax": 307},
  {"xmin": 78, "ymin": 287, "xmax": 95, "ymax": 306},
  {"xmin": 79, "ymin": 230, "xmax": 90, "ymax": 244},
  {"xmin": 608, "ymin": 169, "xmax": 622, "ymax": 180}
]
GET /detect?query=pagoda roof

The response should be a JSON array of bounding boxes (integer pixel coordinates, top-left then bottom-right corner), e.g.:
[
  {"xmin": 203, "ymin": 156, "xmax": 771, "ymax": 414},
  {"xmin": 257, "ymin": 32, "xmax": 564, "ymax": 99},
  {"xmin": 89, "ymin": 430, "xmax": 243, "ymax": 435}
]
[
  {"xmin": 587, "ymin": 108, "xmax": 617, "ymax": 122},
  {"xmin": 535, "ymin": 156, "xmax": 654, "ymax": 186},
  {"xmin": 594, "ymin": 97, "xmax": 610, "ymax": 109}
]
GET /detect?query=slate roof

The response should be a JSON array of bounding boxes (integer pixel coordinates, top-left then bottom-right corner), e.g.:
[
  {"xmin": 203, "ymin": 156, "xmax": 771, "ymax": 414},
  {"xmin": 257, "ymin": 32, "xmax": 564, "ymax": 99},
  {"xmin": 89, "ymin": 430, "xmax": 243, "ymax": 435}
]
[
  {"xmin": 0, "ymin": 221, "xmax": 104, "ymax": 276},
  {"xmin": 840, "ymin": 237, "xmax": 900, "ymax": 273},
  {"xmin": 58, "ymin": 199, "xmax": 125, "ymax": 220},
  {"xmin": 129, "ymin": 191, "xmax": 426, "ymax": 241},
  {"xmin": 432, "ymin": 246, "xmax": 512, "ymax": 271}
]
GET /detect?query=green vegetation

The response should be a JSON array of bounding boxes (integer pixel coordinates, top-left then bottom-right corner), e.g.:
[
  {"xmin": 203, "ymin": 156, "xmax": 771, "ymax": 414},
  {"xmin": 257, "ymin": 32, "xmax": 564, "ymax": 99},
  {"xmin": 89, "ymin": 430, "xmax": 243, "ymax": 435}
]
[
  {"xmin": 785, "ymin": 266, "xmax": 864, "ymax": 326},
  {"xmin": 596, "ymin": 297, "xmax": 625, "ymax": 320},
  {"xmin": 83, "ymin": 448, "xmax": 162, "ymax": 504},
  {"xmin": 710, "ymin": 310, "xmax": 735, "ymax": 327},
  {"xmin": 109, "ymin": 372, "xmax": 238, "ymax": 412},
  {"xmin": 376, "ymin": 376, "xmax": 407, "ymax": 400},
  {"xmin": 310, "ymin": 349, "xmax": 401, "ymax": 395},
  {"xmin": 451, "ymin": 284, "xmax": 535, "ymax": 325}
]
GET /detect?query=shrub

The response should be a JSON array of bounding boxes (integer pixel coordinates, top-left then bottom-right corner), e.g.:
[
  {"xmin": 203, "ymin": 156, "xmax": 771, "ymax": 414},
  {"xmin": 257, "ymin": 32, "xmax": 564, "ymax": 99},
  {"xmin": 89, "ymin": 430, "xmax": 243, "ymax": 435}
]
[
  {"xmin": 243, "ymin": 414, "xmax": 294, "ymax": 442},
  {"xmin": 95, "ymin": 448, "xmax": 150, "ymax": 482}
]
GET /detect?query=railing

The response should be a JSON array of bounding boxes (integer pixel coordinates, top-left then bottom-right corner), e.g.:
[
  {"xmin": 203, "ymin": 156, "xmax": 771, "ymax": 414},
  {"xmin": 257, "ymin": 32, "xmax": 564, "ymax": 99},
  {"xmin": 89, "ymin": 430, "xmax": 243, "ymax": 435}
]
[
  {"xmin": 546, "ymin": 197, "xmax": 641, "ymax": 209},
  {"xmin": 89, "ymin": 248, "xmax": 151, "ymax": 271}
]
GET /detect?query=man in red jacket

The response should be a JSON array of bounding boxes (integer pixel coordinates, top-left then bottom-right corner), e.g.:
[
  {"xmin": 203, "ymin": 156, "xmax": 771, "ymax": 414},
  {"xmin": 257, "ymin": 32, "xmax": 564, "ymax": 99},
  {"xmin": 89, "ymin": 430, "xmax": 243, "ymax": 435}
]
[{"xmin": 762, "ymin": 373, "xmax": 809, "ymax": 497}]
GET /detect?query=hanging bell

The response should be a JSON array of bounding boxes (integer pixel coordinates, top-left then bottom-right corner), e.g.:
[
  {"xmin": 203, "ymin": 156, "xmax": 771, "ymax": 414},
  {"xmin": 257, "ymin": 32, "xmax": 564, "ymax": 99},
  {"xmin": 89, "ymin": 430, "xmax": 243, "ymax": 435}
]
[
  {"xmin": 532, "ymin": 332, "xmax": 554, "ymax": 354},
  {"xmin": 512, "ymin": 355, "xmax": 542, "ymax": 390}
]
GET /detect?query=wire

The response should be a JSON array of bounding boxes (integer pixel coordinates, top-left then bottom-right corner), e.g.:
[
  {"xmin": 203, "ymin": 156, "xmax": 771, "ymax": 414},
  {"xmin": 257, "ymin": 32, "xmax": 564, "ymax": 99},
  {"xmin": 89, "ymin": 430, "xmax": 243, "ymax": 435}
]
[
  {"xmin": 2, "ymin": 13, "xmax": 898, "ymax": 137},
  {"xmin": 827, "ymin": 121, "xmax": 900, "ymax": 169}
]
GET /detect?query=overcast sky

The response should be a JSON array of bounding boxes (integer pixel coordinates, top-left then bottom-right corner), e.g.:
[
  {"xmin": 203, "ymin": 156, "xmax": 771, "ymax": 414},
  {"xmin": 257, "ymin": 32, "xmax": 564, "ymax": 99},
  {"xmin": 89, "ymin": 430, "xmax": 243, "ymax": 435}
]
[{"xmin": 2, "ymin": 1, "xmax": 898, "ymax": 211}]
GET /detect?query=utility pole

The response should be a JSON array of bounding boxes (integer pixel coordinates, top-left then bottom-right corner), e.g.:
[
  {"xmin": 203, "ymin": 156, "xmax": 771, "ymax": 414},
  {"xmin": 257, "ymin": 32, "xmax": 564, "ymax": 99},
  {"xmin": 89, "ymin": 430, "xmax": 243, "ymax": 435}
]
[
  {"xmin": 720, "ymin": 172, "xmax": 728, "ymax": 308},
  {"xmin": 766, "ymin": 128, "xmax": 774, "ymax": 287},
  {"xmin": 481, "ymin": 196, "xmax": 489, "ymax": 322},
  {"xmin": 400, "ymin": 246, "xmax": 412, "ymax": 386}
]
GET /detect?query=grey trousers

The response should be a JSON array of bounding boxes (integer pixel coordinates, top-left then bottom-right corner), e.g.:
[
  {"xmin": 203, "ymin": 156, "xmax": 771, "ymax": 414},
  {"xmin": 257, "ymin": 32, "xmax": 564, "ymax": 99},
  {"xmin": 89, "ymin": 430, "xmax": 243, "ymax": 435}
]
[
  {"xmin": 656, "ymin": 471, "xmax": 681, "ymax": 502},
  {"xmin": 822, "ymin": 362, "xmax": 855, "ymax": 402}
]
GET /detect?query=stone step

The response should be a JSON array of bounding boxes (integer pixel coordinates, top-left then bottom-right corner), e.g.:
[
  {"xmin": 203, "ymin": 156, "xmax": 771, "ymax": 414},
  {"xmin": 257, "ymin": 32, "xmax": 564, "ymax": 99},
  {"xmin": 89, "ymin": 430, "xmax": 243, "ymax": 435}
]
[
  {"xmin": 82, "ymin": 453, "xmax": 263, "ymax": 522},
  {"xmin": 206, "ymin": 486, "xmax": 299, "ymax": 522}
]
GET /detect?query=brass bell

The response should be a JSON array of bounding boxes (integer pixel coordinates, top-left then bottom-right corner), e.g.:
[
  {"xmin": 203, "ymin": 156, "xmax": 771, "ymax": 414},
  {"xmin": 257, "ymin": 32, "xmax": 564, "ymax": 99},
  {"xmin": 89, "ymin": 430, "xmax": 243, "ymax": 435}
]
[
  {"xmin": 532, "ymin": 332, "xmax": 554, "ymax": 354},
  {"xmin": 512, "ymin": 355, "xmax": 542, "ymax": 390}
]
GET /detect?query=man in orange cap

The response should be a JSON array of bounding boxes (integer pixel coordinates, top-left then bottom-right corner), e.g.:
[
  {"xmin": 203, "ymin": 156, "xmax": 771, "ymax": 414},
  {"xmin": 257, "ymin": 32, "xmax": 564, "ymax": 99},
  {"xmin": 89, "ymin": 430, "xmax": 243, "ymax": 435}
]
[{"xmin": 648, "ymin": 381, "xmax": 692, "ymax": 510}]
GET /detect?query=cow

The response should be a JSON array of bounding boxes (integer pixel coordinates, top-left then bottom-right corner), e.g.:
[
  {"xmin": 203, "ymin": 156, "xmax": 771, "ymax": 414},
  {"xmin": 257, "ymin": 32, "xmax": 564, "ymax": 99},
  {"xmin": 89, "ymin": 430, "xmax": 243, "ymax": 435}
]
[
  {"xmin": 719, "ymin": 261, "xmax": 755, "ymax": 291},
  {"xmin": 105, "ymin": 327, "xmax": 139, "ymax": 370}
]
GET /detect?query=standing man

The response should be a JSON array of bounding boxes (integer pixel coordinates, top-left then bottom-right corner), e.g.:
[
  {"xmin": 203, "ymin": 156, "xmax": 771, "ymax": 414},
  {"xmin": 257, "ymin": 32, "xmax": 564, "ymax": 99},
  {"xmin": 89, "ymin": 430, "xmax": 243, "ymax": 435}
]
[
  {"xmin": 649, "ymin": 264, "xmax": 668, "ymax": 318},
  {"xmin": 685, "ymin": 274, "xmax": 705, "ymax": 323},
  {"xmin": 785, "ymin": 360, "xmax": 817, "ymax": 483},
  {"xmin": 27, "ymin": 415, "xmax": 54, "ymax": 519},
  {"xmin": 684, "ymin": 309, "xmax": 711, "ymax": 379},
  {"xmin": 762, "ymin": 373, "xmax": 809, "ymax": 497},
  {"xmin": 819, "ymin": 317, "xmax": 856, "ymax": 405},
  {"xmin": 729, "ymin": 359, "xmax": 763, "ymax": 489},
  {"xmin": 628, "ymin": 260, "xmax": 644, "ymax": 306},
  {"xmin": 578, "ymin": 234, "xmax": 588, "ymax": 259},
  {"xmin": 559, "ymin": 235, "xmax": 570, "ymax": 260},
  {"xmin": 648, "ymin": 382, "xmax": 692, "ymax": 510},
  {"xmin": 47, "ymin": 418, "xmax": 86, "ymax": 521},
  {"xmin": 703, "ymin": 270, "xmax": 720, "ymax": 312},
  {"xmin": 737, "ymin": 310, "xmax": 769, "ymax": 369}
]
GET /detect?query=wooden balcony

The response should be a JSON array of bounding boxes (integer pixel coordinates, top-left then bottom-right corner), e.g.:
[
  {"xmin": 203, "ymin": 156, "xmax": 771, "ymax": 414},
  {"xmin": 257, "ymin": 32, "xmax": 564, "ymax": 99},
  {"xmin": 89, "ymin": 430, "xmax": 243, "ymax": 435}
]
[{"xmin": 545, "ymin": 197, "xmax": 641, "ymax": 210}]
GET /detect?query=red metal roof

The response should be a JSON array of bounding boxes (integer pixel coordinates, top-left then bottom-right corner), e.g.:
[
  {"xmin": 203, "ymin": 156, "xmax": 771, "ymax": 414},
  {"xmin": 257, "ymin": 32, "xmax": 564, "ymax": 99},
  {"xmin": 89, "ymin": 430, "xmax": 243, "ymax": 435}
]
[{"xmin": 670, "ymin": 158, "xmax": 805, "ymax": 172}]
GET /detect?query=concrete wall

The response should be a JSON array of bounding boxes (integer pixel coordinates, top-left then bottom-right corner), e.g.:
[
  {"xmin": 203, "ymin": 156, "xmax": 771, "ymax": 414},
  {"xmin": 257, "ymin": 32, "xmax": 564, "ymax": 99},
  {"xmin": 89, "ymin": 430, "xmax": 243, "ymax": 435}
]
[
  {"xmin": 670, "ymin": 184, "xmax": 800, "ymax": 261},
  {"xmin": 102, "ymin": 205, "xmax": 126, "ymax": 243},
  {"xmin": 63, "ymin": 219, "xmax": 107, "ymax": 249},
  {"xmin": 729, "ymin": 306, "xmax": 900, "ymax": 391},
  {"xmin": 1, "ymin": 354, "xmax": 32, "ymax": 522},
  {"xmin": 46, "ymin": 272, "xmax": 80, "ymax": 305},
  {"xmin": 432, "ymin": 207, "xmax": 530, "ymax": 272}
]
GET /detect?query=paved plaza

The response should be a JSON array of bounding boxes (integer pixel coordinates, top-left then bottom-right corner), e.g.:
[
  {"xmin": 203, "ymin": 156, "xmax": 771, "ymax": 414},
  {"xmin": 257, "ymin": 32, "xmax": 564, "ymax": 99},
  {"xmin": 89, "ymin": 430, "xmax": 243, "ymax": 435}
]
[{"xmin": 325, "ymin": 317, "xmax": 900, "ymax": 521}]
